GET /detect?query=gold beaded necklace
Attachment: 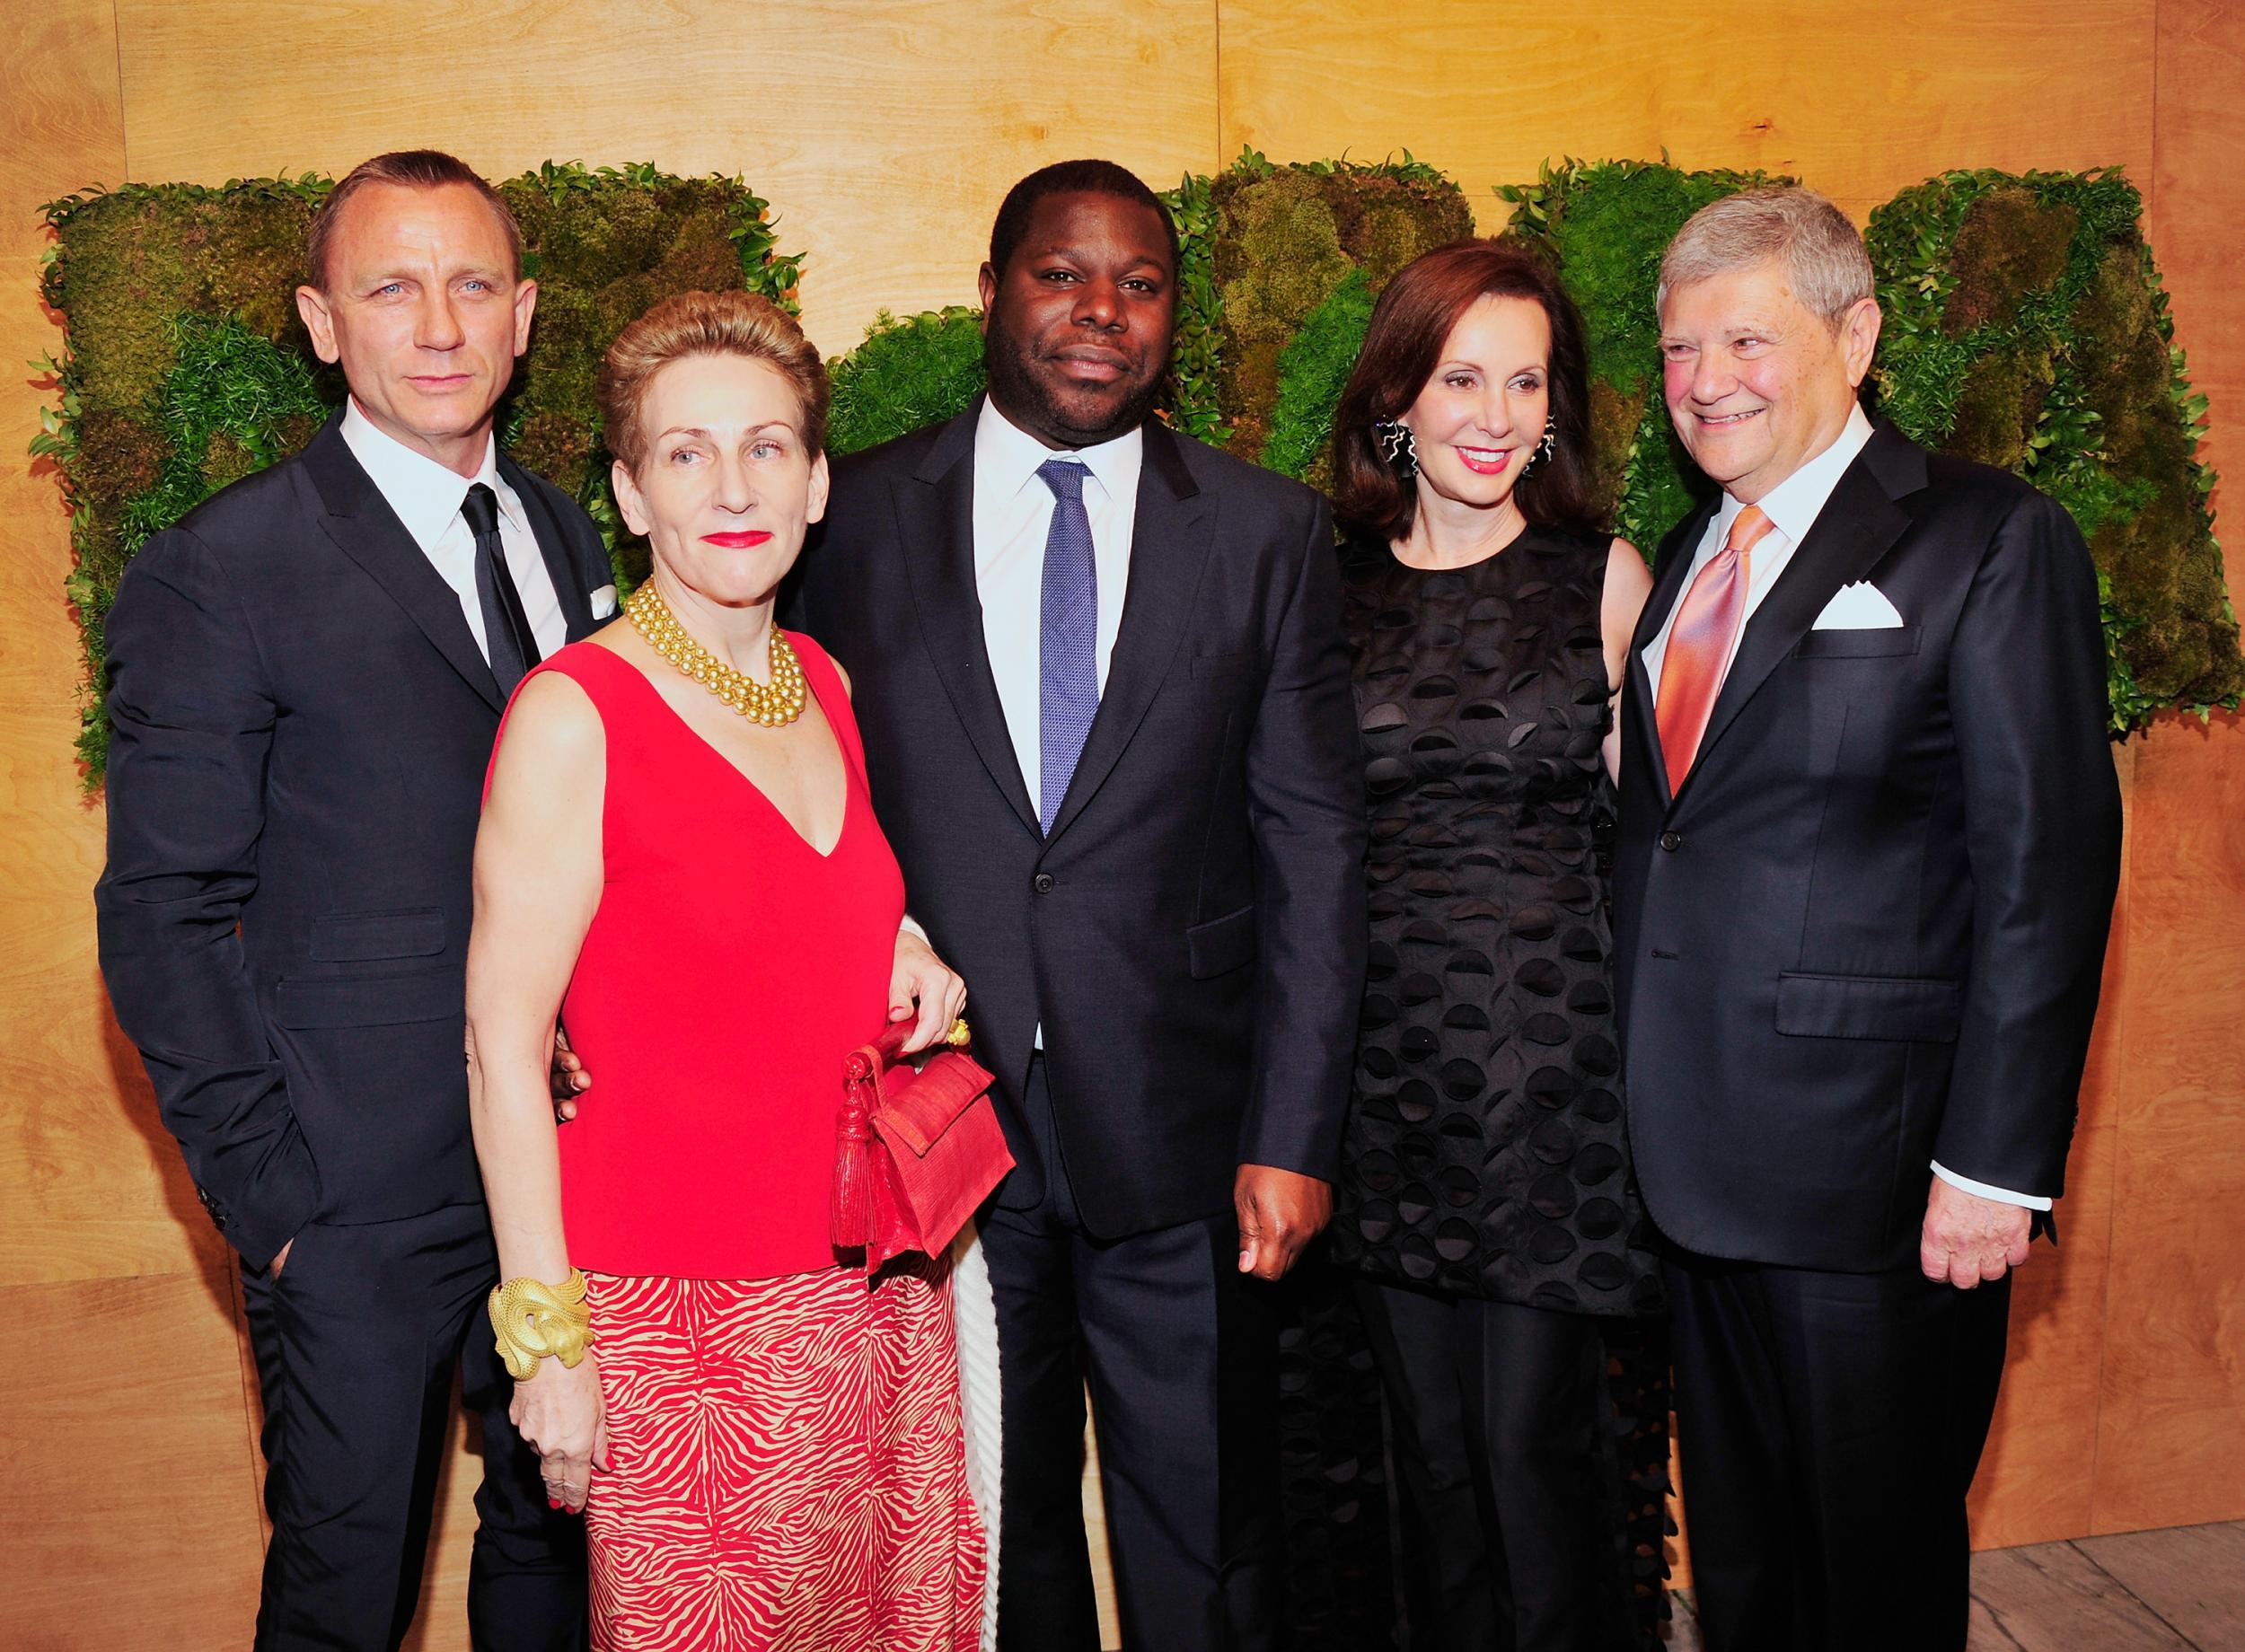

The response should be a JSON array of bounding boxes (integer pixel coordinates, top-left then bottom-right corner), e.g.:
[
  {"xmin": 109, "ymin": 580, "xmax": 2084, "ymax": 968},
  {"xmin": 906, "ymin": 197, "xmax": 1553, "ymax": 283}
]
[{"xmin": 623, "ymin": 584, "xmax": 808, "ymax": 728}]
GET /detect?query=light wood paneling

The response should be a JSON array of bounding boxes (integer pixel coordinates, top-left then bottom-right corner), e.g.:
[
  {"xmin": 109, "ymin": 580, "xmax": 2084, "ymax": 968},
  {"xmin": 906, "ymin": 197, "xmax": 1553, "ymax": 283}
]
[
  {"xmin": 2092, "ymin": 0, "xmax": 2245, "ymax": 1539},
  {"xmin": 0, "ymin": 14, "xmax": 263, "ymax": 1645},
  {"xmin": 112, "ymin": 0, "xmax": 1221, "ymax": 360},
  {"xmin": 0, "ymin": 0, "xmax": 214, "ymax": 1296},
  {"xmin": 1968, "ymin": 746, "xmax": 2135, "ymax": 1548},
  {"xmin": 2, "ymin": 1272, "xmax": 267, "ymax": 1648},
  {"xmin": 1968, "ymin": 1122, "xmax": 2119, "ymax": 1548},
  {"xmin": 4, "ymin": 2, "xmax": 2242, "ymax": 1645},
  {"xmin": 2094, "ymin": 709, "xmax": 2245, "ymax": 1533},
  {"xmin": 1217, "ymin": 0, "xmax": 2157, "ymax": 226}
]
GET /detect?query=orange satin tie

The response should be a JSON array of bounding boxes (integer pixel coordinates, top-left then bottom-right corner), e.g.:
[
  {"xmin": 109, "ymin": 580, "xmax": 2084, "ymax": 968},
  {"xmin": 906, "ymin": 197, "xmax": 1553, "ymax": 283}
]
[{"xmin": 1655, "ymin": 505, "xmax": 1774, "ymax": 786}]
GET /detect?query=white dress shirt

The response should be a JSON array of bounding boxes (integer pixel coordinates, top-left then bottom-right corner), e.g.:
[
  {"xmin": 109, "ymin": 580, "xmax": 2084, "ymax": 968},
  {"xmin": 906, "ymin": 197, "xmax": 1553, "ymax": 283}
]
[
  {"xmin": 1640, "ymin": 403, "xmax": 2046, "ymax": 1212},
  {"xmin": 339, "ymin": 398, "xmax": 571, "ymax": 663},
  {"xmin": 971, "ymin": 397, "xmax": 1142, "ymax": 820},
  {"xmin": 1641, "ymin": 403, "xmax": 1875, "ymax": 690}
]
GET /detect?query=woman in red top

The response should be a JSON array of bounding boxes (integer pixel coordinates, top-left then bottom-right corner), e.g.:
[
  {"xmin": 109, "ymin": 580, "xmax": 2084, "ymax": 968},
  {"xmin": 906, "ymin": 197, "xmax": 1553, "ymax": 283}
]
[{"xmin": 467, "ymin": 289, "xmax": 982, "ymax": 1650}]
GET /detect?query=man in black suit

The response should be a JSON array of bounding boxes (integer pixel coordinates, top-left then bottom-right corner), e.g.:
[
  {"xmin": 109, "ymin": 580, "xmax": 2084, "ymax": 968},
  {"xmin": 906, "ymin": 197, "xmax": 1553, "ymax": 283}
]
[
  {"xmin": 96, "ymin": 152, "xmax": 604, "ymax": 1650},
  {"xmin": 1613, "ymin": 188, "xmax": 2123, "ymax": 1650},
  {"xmin": 794, "ymin": 160, "xmax": 1367, "ymax": 1651}
]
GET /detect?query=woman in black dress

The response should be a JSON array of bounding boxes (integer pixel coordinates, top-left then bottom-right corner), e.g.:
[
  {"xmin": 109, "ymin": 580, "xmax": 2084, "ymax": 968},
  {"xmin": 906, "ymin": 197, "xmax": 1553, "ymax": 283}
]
[{"xmin": 1326, "ymin": 241, "xmax": 1660, "ymax": 1651}]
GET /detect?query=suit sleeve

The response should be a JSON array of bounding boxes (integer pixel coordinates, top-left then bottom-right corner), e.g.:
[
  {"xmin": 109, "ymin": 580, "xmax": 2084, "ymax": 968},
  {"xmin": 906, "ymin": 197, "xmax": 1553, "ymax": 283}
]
[
  {"xmin": 577, "ymin": 498, "xmax": 619, "ymax": 612},
  {"xmin": 1934, "ymin": 488, "xmax": 2123, "ymax": 1198},
  {"xmin": 1237, "ymin": 495, "xmax": 1369, "ymax": 1178},
  {"xmin": 95, "ymin": 527, "xmax": 320, "ymax": 1270}
]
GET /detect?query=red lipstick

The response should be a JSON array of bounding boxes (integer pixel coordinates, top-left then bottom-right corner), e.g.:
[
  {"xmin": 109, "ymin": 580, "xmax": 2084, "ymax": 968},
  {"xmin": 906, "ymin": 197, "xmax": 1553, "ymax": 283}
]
[{"xmin": 701, "ymin": 531, "xmax": 772, "ymax": 549}]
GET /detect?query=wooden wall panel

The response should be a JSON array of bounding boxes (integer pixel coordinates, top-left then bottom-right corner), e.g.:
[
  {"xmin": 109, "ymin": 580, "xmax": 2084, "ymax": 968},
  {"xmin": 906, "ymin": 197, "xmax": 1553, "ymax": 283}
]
[
  {"xmin": 0, "ymin": 0, "xmax": 216, "ymax": 1295},
  {"xmin": 112, "ymin": 0, "xmax": 1221, "ymax": 360},
  {"xmin": 5, "ymin": 1272, "xmax": 267, "ymax": 1648},
  {"xmin": 4, "ymin": 2, "xmax": 2241, "ymax": 1645},
  {"xmin": 1216, "ymin": 0, "xmax": 2156, "ymax": 226},
  {"xmin": 2091, "ymin": 0, "xmax": 2245, "ymax": 1537},
  {"xmin": 0, "ymin": 8, "xmax": 269, "ymax": 1644},
  {"xmin": 1967, "ymin": 763, "xmax": 2134, "ymax": 1549}
]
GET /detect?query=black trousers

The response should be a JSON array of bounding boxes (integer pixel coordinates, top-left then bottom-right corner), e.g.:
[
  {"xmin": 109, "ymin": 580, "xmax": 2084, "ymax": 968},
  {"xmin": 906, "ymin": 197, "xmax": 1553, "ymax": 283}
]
[
  {"xmin": 980, "ymin": 1056, "xmax": 1285, "ymax": 1652},
  {"xmin": 1663, "ymin": 1249, "xmax": 2012, "ymax": 1652},
  {"xmin": 1352, "ymin": 1278, "xmax": 1635, "ymax": 1652},
  {"xmin": 238, "ymin": 1200, "xmax": 586, "ymax": 1652}
]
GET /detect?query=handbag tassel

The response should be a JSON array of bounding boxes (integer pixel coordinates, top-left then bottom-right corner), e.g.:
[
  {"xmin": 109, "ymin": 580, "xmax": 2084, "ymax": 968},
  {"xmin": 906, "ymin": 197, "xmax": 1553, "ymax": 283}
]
[{"xmin": 831, "ymin": 1083, "xmax": 876, "ymax": 1249}]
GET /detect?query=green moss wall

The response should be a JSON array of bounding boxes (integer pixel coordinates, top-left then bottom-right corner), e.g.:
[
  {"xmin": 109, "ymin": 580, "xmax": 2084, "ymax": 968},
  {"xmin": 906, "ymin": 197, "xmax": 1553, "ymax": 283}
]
[{"xmin": 37, "ymin": 154, "xmax": 2239, "ymax": 778}]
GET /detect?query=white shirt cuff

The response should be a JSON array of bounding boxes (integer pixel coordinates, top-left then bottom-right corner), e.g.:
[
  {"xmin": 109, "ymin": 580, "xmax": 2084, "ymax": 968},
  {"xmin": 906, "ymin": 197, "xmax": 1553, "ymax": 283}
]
[
  {"xmin": 1930, "ymin": 1161, "xmax": 2052, "ymax": 1211},
  {"xmin": 898, "ymin": 913, "xmax": 929, "ymax": 944}
]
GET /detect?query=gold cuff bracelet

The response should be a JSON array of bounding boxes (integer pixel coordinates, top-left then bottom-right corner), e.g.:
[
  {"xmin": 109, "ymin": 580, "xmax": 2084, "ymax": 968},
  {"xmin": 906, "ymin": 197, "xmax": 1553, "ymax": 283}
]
[{"xmin": 488, "ymin": 1267, "xmax": 596, "ymax": 1381}]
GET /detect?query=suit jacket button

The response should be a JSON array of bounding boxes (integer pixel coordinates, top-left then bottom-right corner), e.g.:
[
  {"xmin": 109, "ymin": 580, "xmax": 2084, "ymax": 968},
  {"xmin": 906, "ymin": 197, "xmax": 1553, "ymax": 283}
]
[
  {"xmin": 1033, "ymin": 873, "xmax": 1056, "ymax": 894},
  {"xmin": 1659, "ymin": 830, "xmax": 1683, "ymax": 852}
]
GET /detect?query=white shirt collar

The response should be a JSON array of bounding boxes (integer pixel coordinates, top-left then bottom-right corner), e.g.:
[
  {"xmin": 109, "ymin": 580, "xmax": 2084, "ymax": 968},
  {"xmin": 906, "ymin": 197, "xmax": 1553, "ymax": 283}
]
[
  {"xmin": 1716, "ymin": 402, "xmax": 1876, "ymax": 546},
  {"xmin": 975, "ymin": 395, "xmax": 1143, "ymax": 505},
  {"xmin": 339, "ymin": 397, "xmax": 522, "ymax": 552}
]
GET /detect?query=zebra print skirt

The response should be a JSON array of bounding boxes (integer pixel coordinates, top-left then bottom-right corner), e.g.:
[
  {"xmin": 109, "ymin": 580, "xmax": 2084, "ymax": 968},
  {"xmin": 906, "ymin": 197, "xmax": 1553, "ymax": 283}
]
[{"xmin": 582, "ymin": 1263, "xmax": 985, "ymax": 1651}]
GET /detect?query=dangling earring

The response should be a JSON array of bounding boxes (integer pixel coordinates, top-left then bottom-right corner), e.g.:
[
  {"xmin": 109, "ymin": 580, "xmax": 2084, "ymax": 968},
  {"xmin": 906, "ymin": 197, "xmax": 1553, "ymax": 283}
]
[
  {"xmin": 1373, "ymin": 417, "xmax": 1419, "ymax": 478},
  {"xmin": 1519, "ymin": 415, "xmax": 1558, "ymax": 479}
]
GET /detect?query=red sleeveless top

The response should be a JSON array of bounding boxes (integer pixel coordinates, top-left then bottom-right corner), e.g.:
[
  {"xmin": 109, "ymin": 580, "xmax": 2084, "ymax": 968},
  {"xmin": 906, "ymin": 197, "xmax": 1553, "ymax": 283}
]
[{"xmin": 498, "ymin": 635, "xmax": 906, "ymax": 1280}]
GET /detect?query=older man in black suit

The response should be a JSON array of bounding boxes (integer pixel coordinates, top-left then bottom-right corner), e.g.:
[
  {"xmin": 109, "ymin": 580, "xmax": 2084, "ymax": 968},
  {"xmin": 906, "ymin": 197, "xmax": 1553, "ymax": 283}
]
[
  {"xmin": 1613, "ymin": 187, "xmax": 2123, "ymax": 1651},
  {"xmin": 794, "ymin": 160, "xmax": 1367, "ymax": 1652},
  {"xmin": 96, "ymin": 152, "xmax": 606, "ymax": 1650}
]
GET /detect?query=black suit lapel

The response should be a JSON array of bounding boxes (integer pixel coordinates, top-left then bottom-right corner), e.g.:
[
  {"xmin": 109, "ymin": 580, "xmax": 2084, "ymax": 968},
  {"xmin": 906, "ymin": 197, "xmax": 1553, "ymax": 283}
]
[
  {"xmin": 500, "ymin": 453, "xmax": 599, "ymax": 642},
  {"xmin": 1684, "ymin": 426, "xmax": 1920, "ymax": 791},
  {"xmin": 1630, "ymin": 499, "xmax": 1716, "ymax": 809},
  {"xmin": 301, "ymin": 420, "xmax": 503, "ymax": 713},
  {"xmin": 901, "ymin": 410, "xmax": 1041, "ymax": 838},
  {"xmin": 1044, "ymin": 421, "xmax": 1212, "ymax": 844}
]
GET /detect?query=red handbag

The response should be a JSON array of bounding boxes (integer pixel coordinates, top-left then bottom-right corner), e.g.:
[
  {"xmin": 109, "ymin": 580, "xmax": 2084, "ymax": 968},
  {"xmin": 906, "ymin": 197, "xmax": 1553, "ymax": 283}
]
[{"xmin": 831, "ymin": 1022, "xmax": 1014, "ymax": 1273}]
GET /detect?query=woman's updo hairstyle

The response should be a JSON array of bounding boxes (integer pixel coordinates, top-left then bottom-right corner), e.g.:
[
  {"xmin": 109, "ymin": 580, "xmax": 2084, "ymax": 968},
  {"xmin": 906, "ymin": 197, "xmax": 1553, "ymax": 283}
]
[{"xmin": 597, "ymin": 289, "xmax": 830, "ymax": 472}]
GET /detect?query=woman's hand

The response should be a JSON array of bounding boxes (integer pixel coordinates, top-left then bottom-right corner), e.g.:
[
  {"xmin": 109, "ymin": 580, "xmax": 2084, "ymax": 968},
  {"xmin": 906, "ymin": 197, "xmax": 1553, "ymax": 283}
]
[
  {"xmin": 889, "ymin": 926, "xmax": 967, "ymax": 1054},
  {"xmin": 508, "ymin": 1351, "xmax": 610, "ymax": 1514}
]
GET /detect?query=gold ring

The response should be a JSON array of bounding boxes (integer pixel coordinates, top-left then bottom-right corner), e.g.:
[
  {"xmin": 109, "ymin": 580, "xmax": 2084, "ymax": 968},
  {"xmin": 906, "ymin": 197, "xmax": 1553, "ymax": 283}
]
[{"xmin": 945, "ymin": 1017, "xmax": 972, "ymax": 1048}]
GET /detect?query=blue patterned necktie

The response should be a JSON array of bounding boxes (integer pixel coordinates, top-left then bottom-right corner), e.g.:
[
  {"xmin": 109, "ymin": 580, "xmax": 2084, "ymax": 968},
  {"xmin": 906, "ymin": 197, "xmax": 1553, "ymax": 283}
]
[{"xmin": 1036, "ymin": 458, "xmax": 1098, "ymax": 836}]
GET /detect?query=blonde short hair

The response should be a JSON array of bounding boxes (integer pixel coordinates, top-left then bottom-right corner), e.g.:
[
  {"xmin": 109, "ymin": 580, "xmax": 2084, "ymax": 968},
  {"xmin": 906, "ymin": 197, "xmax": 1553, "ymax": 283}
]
[
  {"xmin": 597, "ymin": 289, "xmax": 830, "ymax": 472},
  {"xmin": 1657, "ymin": 187, "xmax": 1873, "ymax": 327}
]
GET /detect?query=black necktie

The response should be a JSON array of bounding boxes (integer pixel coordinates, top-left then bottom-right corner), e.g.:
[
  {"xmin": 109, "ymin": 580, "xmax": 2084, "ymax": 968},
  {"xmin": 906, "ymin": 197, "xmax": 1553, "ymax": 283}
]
[{"xmin": 462, "ymin": 482, "xmax": 541, "ymax": 696}]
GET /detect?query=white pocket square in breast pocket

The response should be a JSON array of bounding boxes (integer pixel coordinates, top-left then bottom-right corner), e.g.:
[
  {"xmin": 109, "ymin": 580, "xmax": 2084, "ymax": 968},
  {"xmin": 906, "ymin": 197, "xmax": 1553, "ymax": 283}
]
[
  {"xmin": 589, "ymin": 584, "xmax": 620, "ymax": 620},
  {"xmin": 1812, "ymin": 581, "xmax": 1905, "ymax": 629}
]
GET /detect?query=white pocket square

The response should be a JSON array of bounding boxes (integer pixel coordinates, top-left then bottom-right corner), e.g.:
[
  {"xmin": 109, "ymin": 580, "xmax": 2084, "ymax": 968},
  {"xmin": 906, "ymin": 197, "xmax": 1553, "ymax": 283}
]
[
  {"xmin": 1811, "ymin": 581, "xmax": 1905, "ymax": 629},
  {"xmin": 589, "ymin": 584, "xmax": 620, "ymax": 620}
]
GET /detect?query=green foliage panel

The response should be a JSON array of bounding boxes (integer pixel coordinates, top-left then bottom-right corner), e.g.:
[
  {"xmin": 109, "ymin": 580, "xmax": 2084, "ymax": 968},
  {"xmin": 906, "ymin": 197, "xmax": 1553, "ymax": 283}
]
[
  {"xmin": 1498, "ymin": 157, "xmax": 1791, "ymax": 553},
  {"xmin": 1208, "ymin": 151, "xmax": 1475, "ymax": 465},
  {"xmin": 39, "ymin": 163, "xmax": 802, "ymax": 776},
  {"xmin": 826, "ymin": 307, "xmax": 986, "ymax": 458},
  {"xmin": 1867, "ymin": 168, "xmax": 2241, "ymax": 725},
  {"xmin": 37, "ymin": 154, "xmax": 2241, "ymax": 781}
]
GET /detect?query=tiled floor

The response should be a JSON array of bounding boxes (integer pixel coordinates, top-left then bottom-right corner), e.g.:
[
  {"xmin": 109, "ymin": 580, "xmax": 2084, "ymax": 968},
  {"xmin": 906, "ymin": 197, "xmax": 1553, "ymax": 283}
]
[{"xmin": 1663, "ymin": 1520, "xmax": 2245, "ymax": 1650}]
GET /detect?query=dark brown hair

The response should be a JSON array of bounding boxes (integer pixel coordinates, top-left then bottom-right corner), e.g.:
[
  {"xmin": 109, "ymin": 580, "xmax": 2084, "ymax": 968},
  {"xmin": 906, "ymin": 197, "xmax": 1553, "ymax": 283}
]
[
  {"xmin": 598, "ymin": 289, "xmax": 830, "ymax": 471},
  {"xmin": 307, "ymin": 150, "xmax": 522, "ymax": 291},
  {"xmin": 1331, "ymin": 240, "xmax": 1603, "ymax": 541}
]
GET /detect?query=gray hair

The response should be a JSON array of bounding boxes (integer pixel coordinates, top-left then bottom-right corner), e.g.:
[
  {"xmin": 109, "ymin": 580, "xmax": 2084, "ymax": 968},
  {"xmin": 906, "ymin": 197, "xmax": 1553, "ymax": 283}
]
[{"xmin": 1656, "ymin": 187, "xmax": 1873, "ymax": 327}]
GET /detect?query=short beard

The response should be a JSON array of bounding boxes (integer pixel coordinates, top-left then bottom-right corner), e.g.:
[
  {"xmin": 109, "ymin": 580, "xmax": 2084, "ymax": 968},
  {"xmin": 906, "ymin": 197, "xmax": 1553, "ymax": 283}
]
[{"xmin": 984, "ymin": 344, "xmax": 1165, "ymax": 449}]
